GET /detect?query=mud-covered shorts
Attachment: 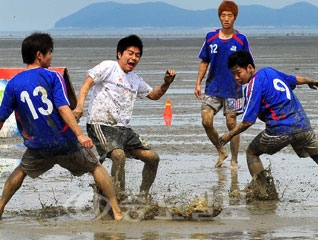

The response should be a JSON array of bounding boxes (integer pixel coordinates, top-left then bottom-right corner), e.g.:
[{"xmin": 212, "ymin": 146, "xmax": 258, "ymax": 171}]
[
  {"xmin": 20, "ymin": 144, "xmax": 99, "ymax": 178},
  {"xmin": 87, "ymin": 124, "xmax": 150, "ymax": 160},
  {"xmin": 201, "ymin": 95, "xmax": 243, "ymax": 115},
  {"xmin": 248, "ymin": 130, "xmax": 318, "ymax": 159}
]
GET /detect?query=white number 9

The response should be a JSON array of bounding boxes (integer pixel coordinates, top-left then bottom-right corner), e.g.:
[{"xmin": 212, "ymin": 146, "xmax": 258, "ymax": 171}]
[{"xmin": 273, "ymin": 79, "xmax": 291, "ymax": 100}]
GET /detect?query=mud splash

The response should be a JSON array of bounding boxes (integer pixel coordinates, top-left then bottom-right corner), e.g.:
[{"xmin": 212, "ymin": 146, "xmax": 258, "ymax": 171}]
[
  {"xmin": 91, "ymin": 184, "xmax": 222, "ymax": 221},
  {"xmin": 245, "ymin": 167, "xmax": 279, "ymax": 203},
  {"xmin": 169, "ymin": 196, "xmax": 222, "ymax": 220},
  {"xmin": 91, "ymin": 166, "xmax": 279, "ymax": 221}
]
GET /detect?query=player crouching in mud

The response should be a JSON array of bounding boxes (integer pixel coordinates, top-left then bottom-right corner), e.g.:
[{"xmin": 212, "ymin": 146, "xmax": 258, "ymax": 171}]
[{"xmin": 219, "ymin": 50, "xmax": 318, "ymax": 201}]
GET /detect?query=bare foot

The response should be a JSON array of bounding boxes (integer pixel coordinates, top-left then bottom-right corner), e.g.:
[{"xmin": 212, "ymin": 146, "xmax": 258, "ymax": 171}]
[
  {"xmin": 114, "ymin": 211, "xmax": 124, "ymax": 221},
  {"xmin": 215, "ymin": 152, "xmax": 229, "ymax": 167},
  {"xmin": 230, "ymin": 160, "xmax": 238, "ymax": 169}
]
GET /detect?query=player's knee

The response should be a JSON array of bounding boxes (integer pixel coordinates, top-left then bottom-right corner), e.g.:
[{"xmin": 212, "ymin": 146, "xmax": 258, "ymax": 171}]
[
  {"xmin": 146, "ymin": 151, "xmax": 160, "ymax": 167},
  {"xmin": 111, "ymin": 149, "xmax": 126, "ymax": 162},
  {"xmin": 201, "ymin": 117, "xmax": 213, "ymax": 128},
  {"xmin": 201, "ymin": 110, "xmax": 214, "ymax": 128}
]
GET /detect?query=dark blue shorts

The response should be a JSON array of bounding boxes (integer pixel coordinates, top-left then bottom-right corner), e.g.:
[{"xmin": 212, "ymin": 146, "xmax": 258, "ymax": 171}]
[{"xmin": 87, "ymin": 124, "xmax": 150, "ymax": 160}]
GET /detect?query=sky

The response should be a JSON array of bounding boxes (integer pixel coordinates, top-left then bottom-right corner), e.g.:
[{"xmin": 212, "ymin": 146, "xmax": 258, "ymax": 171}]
[{"xmin": 1, "ymin": 0, "xmax": 317, "ymax": 31}]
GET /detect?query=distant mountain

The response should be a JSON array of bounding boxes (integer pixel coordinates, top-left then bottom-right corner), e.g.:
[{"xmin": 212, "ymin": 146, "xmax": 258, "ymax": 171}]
[{"xmin": 53, "ymin": 1, "xmax": 318, "ymax": 30}]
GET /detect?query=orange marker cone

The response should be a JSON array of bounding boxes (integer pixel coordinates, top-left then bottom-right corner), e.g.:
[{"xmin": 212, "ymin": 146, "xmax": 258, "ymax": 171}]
[{"xmin": 163, "ymin": 98, "xmax": 172, "ymax": 126}]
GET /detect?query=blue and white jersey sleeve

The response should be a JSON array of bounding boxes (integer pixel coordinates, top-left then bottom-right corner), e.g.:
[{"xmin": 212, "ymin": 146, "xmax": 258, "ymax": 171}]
[
  {"xmin": 0, "ymin": 82, "xmax": 15, "ymax": 122},
  {"xmin": 50, "ymin": 70, "xmax": 70, "ymax": 108},
  {"xmin": 241, "ymin": 78, "xmax": 260, "ymax": 124}
]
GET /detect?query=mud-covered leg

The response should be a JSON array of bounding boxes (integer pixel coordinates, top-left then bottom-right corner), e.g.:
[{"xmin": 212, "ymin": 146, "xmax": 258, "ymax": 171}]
[
  {"xmin": 132, "ymin": 149, "xmax": 159, "ymax": 194},
  {"xmin": 245, "ymin": 146, "xmax": 278, "ymax": 201},
  {"xmin": 92, "ymin": 164, "xmax": 123, "ymax": 221},
  {"xmin": 201, "ymin": 109, "xmax": 228, "ymax": 167},
  {"xmin": 0, "ymin": 166, "xmax": 26, "ymax": 218},
  {"xmin": 226, "ymin": 113, "xmax": 239, "ymax": 169},
  {"xmin": 110, "ymin": 149, "xmax": 126, "ymax": 194},
  {"xmin": 246, "ymin": 147, "xmax": 264, "ymax": 177}
]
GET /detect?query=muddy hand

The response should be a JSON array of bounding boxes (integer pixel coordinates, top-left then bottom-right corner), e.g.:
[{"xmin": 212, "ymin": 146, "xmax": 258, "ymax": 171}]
[
  {"xmin": 78, "ymin": 134, "xmax": 94, "ymax": 149},
  {"xmin": 164, "ymin": 69, "xmax": 176, "ymax": 84},
  {"xmin": 308, "ymin": 79, "xmax": 318, "ymax": 90},
  {"xmin": 219, "ymin": 132, "xmax": 231, "ymax": 146}
]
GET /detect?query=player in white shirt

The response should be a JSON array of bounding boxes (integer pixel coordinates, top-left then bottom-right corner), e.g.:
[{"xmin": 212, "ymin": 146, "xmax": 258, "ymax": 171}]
[{"xmin": 74, "ymin": 34, "xmax": 176, "ymax": 199}]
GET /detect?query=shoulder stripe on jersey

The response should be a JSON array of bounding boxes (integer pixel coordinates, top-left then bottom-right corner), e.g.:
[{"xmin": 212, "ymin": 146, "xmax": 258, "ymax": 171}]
[
  {"xmin": 206, "ymin": 29, "xmax": 219, "ymax": 43},
  {"xmin": 46, "ymin": 69, "xmax": 70, "ymax": 105},
  {"xmin": 242, "ymin": 77, "xmax": 255, "ymax": 120},
  {"xmin": 207, "ymin": 34, "xmax": 219, "ymax": 43},
  {"xmin": 232, "ymin": 34, "xmax": 244, "ymax": 46}
]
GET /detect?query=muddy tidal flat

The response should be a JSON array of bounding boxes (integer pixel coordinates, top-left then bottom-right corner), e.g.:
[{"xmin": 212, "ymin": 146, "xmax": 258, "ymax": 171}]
[{"xmin": 0, "ymin": 35, "xmax": 318, "ymax": 239}]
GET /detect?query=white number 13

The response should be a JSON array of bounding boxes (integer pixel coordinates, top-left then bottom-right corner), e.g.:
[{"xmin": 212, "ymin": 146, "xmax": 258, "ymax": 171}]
[{"xmin": 20, "ymin": 86, "xmax": 53, "ymax": 119}]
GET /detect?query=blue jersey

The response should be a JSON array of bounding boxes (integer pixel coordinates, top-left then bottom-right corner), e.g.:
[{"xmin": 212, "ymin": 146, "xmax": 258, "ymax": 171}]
[
  {"xmin": 0, "ymin": 68, "xmax": 78, "ymax": 150},
  {"xmin": 198, "ymin": 29, "xmax": 251, "ymax": 98},
  {"xmin": 242, "ymin": 67, "xmax": 312, "ymax": 135}
]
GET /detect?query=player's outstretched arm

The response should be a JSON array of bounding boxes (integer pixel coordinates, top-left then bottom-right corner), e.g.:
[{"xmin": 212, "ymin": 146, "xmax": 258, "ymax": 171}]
[{"xmin": 147, "ymin": 69, "xmax": 176, "ymax": 100}]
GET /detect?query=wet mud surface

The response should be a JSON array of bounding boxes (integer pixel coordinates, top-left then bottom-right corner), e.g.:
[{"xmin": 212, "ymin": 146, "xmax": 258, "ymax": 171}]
[{"xmin": 0, "ymin": 36, "xmax": 318, "ymax": 239}]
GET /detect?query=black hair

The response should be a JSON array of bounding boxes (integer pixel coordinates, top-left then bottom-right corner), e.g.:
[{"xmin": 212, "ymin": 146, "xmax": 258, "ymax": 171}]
[
  {"xmin": 116, "ymin": 34, "xmax": 143, "ymax": 59},
  {"xmin": 21, "ymin": 32, "xmax": 54, "ymax": 64},
  {"xmin": 228, "ymin": 50, "xmax": 255, "ymax": 69}
]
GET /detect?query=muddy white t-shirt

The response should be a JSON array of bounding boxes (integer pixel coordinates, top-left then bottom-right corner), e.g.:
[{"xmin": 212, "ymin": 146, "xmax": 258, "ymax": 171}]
[{"xmin": 86, "ymin": 60, "xmax": 152, "ymax": 126}]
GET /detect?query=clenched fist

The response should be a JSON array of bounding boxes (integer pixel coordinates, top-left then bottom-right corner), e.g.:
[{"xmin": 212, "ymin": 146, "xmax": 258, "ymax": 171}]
[{"xmin": 164, "ymin": 69, "xmax": 176, "ymax": 84}]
